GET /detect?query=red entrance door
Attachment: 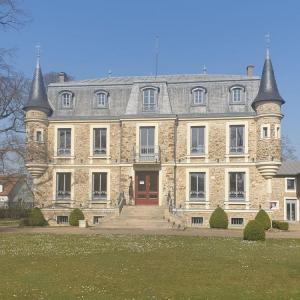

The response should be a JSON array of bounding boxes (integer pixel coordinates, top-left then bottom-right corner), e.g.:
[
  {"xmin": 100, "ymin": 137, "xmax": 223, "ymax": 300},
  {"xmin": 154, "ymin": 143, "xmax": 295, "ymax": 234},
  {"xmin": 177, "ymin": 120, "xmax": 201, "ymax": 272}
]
[{"xmin": 135, "ymin": 171, "xmax": 159, "ymax": 205}]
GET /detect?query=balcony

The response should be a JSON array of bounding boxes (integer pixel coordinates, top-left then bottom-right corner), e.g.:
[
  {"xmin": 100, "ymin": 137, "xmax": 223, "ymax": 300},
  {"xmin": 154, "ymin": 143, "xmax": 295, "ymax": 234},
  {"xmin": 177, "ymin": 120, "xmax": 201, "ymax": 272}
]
[
  {"xmin": 229, "ymin": 191, "xmax": 245, "ymax": 201},
  {"xmin": 133, "ymin": 145, "xmax": 160, "ymax": 164}
]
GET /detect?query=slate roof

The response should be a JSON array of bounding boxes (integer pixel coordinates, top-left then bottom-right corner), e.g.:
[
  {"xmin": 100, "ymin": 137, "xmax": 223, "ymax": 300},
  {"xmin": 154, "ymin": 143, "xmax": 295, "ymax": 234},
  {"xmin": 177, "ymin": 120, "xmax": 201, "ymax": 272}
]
[
  {"xmin": 252, "ymin": 50, "xmax": 284, "ymax": 108},
  {"xmin": 0, "ymin": 175, "xmax": 22, "ymax": 197},
  {"xmin": 277, "ymin": 161, "xmax": 300, "ymax": 176},
  {"xmin": 23, "ymin": 59, "xmax": 53, "ymax": 116},
  {"xmin": 47, "ymin": 73, "xmax": 261, "ymax": 119}
]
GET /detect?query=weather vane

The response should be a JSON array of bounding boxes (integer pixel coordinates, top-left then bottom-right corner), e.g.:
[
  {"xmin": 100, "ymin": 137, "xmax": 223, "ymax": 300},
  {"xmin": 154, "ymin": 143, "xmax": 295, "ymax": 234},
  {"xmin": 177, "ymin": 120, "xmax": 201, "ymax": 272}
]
[
  {"xmin": 265, "ymin": 33, "xmax": 271, "ymax": 58},
  {"xmin": 35, "ymin": 43, "xmax": 41, "ymax": 65}
]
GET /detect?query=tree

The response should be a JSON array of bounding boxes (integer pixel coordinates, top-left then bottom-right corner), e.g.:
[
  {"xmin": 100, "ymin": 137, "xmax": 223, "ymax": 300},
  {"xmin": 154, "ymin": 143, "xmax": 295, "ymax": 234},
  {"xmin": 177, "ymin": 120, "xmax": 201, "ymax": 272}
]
[
  {"xmin": 281, "ymin": 135, "xmax": 298, "ymax": 161},
  {"xmin": 0, "ymin": 0, "xmax": 29, "ymax": 174}
]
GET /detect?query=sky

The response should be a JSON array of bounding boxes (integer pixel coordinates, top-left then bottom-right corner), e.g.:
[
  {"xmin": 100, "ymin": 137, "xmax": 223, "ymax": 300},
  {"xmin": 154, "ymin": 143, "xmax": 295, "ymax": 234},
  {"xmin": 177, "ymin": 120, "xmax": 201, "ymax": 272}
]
[{"xmin": 2, "ymin": 0, "xmax": 300, "ymax": 157}]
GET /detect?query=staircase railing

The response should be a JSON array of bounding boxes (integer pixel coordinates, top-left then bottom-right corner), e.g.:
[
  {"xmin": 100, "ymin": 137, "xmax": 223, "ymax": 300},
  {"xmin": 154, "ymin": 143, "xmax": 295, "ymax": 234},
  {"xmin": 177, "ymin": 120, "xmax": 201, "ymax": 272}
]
[{"xmin": 116, "ymin": 192, "xmax": 125, "ymax": 214}]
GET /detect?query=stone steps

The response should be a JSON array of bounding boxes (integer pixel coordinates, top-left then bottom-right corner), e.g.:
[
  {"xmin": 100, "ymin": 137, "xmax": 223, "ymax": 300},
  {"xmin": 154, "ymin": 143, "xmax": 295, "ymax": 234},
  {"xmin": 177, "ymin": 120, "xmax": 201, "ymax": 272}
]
[{"xmin": 95, "ymin": 205, "xmax": 171, "ymax": 229}]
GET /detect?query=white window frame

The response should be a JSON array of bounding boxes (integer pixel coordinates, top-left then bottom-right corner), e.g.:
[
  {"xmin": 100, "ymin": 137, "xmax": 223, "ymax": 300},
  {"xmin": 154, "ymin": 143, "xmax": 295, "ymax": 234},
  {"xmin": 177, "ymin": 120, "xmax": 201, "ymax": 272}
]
[
  {"xmin": 186, "ymin": 168, "xmax": 209, "ymax": 205},
  {"xmin": 285, "ymin": 177, "xmax": 297, "ymax": 193},
  {"xmin": 269, "ymin": 201, "xmax": 279, "ymax": 210},
  {"xmin": 225, "ymin": 168, "xmax": 249, "ymax": 205},
  {"xmin": 186, "ymin": 122, "xmax": 208, "ymax": 159},
  {"xmin": 229, "ymin": 86, "xmax": 245, "ymax": 103},
  {"xmin": 284, "ymin": 197, "xmax": 299, "ymax": 222},
  {"xmin": 226, "ymin": 121, "xmax": 249, "ymax": 158},
  {"xmin": 54, "ymin": 125, "xmax": 75, "ymax": 158},
  {"xmin": 34, "ymin": 128, "xmax": 44, "ymax": 143},
  {"xmin": 136, "ymin": 122, "xmax": 158, "ymax": 153},
  {"xmin": 275, "ymin": 124, "xmax": 281, "ymax": 139},
  {"xmin": 89, "ymin": 124, "xmax": 110, "ymax": 158},
  {"xmin": 230, "ymin": 217, "xmax": 244, "ymax": 226},
  {"xmin": 89, "ymin": 169, "xmax": 111, "ymax": 203},
  {"xmin": 53, "ymin": 169, "xmax": 74, "ymax": 202},
  {"xmin": 191, "ymin": 87, "xmax": 206, "ymax": 105},
  {"xmin": 261, "ymin": 124, "xmax": 271, "ymax": 139},
  {"xmin": 94, "ymin": 91, "xmax": 109, "ymax": 108},
  {"xmin": 141, "ymin": 87, "xmax": 158, "ymax": 112},
  {"xmin": 60, "ymin": 92, "xmax": 73, "ymax": 109}
]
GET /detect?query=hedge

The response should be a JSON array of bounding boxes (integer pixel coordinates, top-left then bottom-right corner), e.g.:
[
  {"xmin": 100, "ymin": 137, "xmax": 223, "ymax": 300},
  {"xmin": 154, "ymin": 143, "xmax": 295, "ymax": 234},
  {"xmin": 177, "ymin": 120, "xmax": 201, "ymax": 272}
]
[
  {"xmin": 209, "ymin": 207, "xmax": 228, "ymax": 229},
  {"xmin": 69, "ymin": 208, "xmax": 85, "ymax": 226},
  {"xmin": 255, "ymin": 209, "xmax": 271, "ymax": 230},
  {"xmin": 20, "ymin": 207, "xmax": 47, "ymax": 226},
  {"xmin": 243, "ymin": 220, "xmax": 265, "ymax": 241},
  {"xmin": 272, "ymin": 220, "xmax": 289, "ymax": 231}
]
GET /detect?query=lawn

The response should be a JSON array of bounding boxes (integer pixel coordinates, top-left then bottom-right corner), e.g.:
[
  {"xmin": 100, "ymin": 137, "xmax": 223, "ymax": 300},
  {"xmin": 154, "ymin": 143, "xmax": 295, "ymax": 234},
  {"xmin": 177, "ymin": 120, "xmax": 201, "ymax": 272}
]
[{"xmin": 0, "ymin": 234, "xmax": 299, "ymax": 299}]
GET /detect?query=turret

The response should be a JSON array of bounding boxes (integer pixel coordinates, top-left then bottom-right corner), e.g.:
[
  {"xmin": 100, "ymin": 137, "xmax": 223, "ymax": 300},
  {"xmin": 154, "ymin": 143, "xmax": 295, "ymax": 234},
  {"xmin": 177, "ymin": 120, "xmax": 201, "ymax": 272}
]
[
  {"xmin": 23, "ymin": 56, "xmax": 52, "ymax": 178},
  {"xmin": 252, "ymin": 48, "xmax": 284, "ymax": 179}
]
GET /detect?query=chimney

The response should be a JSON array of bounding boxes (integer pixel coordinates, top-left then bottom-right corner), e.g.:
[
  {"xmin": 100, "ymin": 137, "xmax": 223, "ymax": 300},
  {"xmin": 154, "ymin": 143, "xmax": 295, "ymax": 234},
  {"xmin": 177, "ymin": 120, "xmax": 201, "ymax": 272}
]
[
  {"xmin": 59, "ymin": 72, "xmax": 66, "ymax": 83},
  {"xmin": 246, "ymin": 65, "xmax": 254, "ymax": 77}
]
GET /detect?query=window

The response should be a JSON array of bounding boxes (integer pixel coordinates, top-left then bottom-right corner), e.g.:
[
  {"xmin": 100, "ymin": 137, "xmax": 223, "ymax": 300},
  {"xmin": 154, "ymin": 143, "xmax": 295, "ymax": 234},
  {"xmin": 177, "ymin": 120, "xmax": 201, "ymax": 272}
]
[
  {"xmin": 61, "ymin": 92, "xmax": 73, "ymax": 109},
  {"xmin": 92, "ymin": 172, "xmax": 107, "ymax": 200},
  {"xmin": 269, "ymin": 201, "xmax": 279, "ymax": 210},
  {"xmin": 93, "ymin": 128, "xmax": 107, "ymax": 155},
  {"xmin": 229, "ymin": 172, "xmax": 245, "ymax": 200},
  {"xmin": 189, "ymin": 172, "xmax": 205, "ymax": 201},
  {"xmin": 286, "ymin": 178, "xmax": 296, "ymax": 191},
  {"xmin": 57, "ymin": 128, "xmax": 71, "ymax": 156},
  {"xmin": 262, "ymin": 127, "xmax": 268, "ymax": 138},
  {"xmin": 56, "ymin": 173, "xmax": 71, "ymax": 200},
  {"xmin": 193, "ymin": 88, "xmax": 205, "ymax": 105},
  {"xmin": 231, "ymin": 218, "xmax": 244, "ymax": 225},
  {"xmin": 261, "ymin": 124, "xmax": 270, "ymax": 139},
  {"xmin": 191, "ymin": 126, "xmax": 205, "ymax": 154},
  {"xmin": 230, "ymin": 125, "xmax": 244, "ymax": 153},
  {"xmin": 95, "ymin": 92, "xmax": 108, "ymax": 108},
  {"xmin": 143, "ymin": 88, "xmax": 156, "ymax": 112},
  {"xmin": 275, "ymin": 125, "xmax": 281, "ymax": 139},
  {"xmin": 0, "ymin": 184, "xmax": 3, "ymax": 193},
  {"xmin": 231, "ymin": 87, "xmax": 243, "ymax": 103},
  {"xmin": 139, "ymin": 126, "xmax": 155, "ymax": 160},
  {"xmin": 36, "ymin": 130, "xmax": 43, "ymax": 142},
  {"xmin": 191, "ymin": 217, "xmax": 203, "ymax": 226},
  {"xmin": 93, "ymin": 216, "xmax": 104, "ymax": 224},
  {"xmin": 57, "ymin": 216, "xmax": 69, "ymax": 225}
]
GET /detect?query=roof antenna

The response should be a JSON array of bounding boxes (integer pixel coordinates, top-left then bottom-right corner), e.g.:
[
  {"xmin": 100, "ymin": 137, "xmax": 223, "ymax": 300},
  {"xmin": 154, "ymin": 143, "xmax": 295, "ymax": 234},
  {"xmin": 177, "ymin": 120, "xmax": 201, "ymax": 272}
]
[
  {"xmin": 202, "ymin": 64, "xmax": 207, "ymax": 74},
  {"xmin": 155, "ymin": 35, "xmax": 159, "ymax": 78},
  {"xmin": 35, "ymin": 43, "xmax": 41, "ymax": 67},
  {"xmin": 265, "ymin": 33, "xmax": 271, "ymax": 59}
]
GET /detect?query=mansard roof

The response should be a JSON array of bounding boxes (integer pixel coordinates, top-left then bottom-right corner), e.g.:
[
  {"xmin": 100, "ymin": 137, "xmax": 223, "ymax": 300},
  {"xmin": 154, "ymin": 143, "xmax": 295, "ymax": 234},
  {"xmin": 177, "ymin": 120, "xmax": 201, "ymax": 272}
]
[
  {"xmin": 47, "ymin": 73, "xmax": 260, "ymax": 119},
  {"xmin": 23, "ymin": 59, "xmax": 53, "ymax": 116}
]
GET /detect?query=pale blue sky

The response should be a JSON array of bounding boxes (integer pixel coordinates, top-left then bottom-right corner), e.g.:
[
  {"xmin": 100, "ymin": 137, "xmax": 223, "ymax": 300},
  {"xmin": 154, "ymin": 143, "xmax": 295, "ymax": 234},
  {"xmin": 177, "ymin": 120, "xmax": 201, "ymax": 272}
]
[{"xmin": 2, "ymin": 0, "xmax": 300, "ymax": 157}]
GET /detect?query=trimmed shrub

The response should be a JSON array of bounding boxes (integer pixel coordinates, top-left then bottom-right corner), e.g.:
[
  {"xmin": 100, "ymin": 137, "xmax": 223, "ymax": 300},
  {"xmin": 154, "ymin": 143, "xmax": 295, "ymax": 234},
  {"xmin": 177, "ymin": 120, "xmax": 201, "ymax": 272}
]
[
  {"xmin": 209, "ymin": 207, "xmax": 228, "ymax": 229},
  {"xmin": 69, "ymin": 208, "xmax": 84, "ymax": 226},
  {"xmin": 255, "ymin": 209, "xmax": 271, "ymax": 230},
  {"xmin": 243, "ymin": 220, "xmax": 265, "ymax": 241},
  {"xmin": 0, "ymin": 208, "xmax": 30, "ymax": 219},
  {"xmin": 272, "ymin": 220, "xmax": 289, "ymax": 231},
  {"xmin": 27, "ymin": 208, "xmax": 47, "ymax": 226}
]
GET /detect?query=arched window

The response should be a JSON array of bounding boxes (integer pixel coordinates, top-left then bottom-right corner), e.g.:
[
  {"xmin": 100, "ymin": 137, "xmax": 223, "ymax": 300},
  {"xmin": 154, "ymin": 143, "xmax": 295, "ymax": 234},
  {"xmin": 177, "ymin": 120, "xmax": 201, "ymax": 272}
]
[
  {"xmin": 143, "ymin": 88, "xmax": 156, "ymax": 112},
  {"xmin": 61, "ymin": 92, "xmax": 73, "ymax": 109},
  {"xmin": 95, "ymin": 92, "xmax": 108, "ymax": 108},
  {"xmin": 230, "ymin": 86, "xmax": 245, "ymax": 103},
  {"xmin": 192, "ymin": 87, "xmax": 206, "ymax": 105}
]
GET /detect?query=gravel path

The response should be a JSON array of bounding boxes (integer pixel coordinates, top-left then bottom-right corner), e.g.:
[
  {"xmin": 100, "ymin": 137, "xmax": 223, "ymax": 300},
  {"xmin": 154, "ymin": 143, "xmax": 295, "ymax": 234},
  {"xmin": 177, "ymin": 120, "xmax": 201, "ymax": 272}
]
[{"xmin": 1, "ymin": 225, "xmax": 300, "ymax": 239}]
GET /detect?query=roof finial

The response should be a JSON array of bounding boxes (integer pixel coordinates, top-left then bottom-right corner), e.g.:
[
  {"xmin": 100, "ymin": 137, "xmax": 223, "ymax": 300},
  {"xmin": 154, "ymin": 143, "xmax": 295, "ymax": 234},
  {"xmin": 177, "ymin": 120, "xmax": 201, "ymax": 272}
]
[
  {"xmin": 108, "ymin": 69, "xmax": 112, "ymax": 77},
  {"xmin": 265, "ymin": 33, "xmax": 271, "ymax": 59},
  {"xmin": 202, "ymin": 64, "xmax": 207, "ymax": 74},
  {"xmin": 35, "ymin": 43, "xmax": 41, "ymax": 67}
]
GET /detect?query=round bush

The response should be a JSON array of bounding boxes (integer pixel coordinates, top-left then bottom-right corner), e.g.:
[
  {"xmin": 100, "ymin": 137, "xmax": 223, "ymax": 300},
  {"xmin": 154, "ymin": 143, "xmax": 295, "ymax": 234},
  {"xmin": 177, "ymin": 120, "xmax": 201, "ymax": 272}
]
[
  {"xmin": 255, "ymin": 209, "xmax": 271, "ymax": 230},
  {"xmin": 27, "ymin": 207, "xmax": 47, "ymax": 226},
  {"xmin": 243, "ymin": 220, "xmax": 265, "ymax": 241},
  {"xmin": 69, "ymin": 208, "xmax": 84, "ymax": 226},
  {"xmin": 209, "ymin": 207, "xmax": 228, "ymax": 229},
  {"xmin": 272, "ymin": 220, "xmax": 289, "ymax": 231}
]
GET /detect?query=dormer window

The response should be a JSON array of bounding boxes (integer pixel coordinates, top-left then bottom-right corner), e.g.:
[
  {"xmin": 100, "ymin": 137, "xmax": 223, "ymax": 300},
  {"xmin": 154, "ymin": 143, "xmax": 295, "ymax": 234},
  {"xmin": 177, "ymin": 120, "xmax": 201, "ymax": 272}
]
[
  {"xmin": 143, "ymin": 88, "xmax": 157, "ymax": 112},
  {"xmin": 230, "ymin": 86, "xmax": 245, "ymax": 103},
  {"xmin": 191, "ymin": 87, "xmax": 206, "ymax": 105},
  {"xmin": 61, "ymin": 92, "xmax": 73, "ymax": 109},
  {"xmin": 95, "ymin": 91, "xmax": 108, "ymax": 108}
]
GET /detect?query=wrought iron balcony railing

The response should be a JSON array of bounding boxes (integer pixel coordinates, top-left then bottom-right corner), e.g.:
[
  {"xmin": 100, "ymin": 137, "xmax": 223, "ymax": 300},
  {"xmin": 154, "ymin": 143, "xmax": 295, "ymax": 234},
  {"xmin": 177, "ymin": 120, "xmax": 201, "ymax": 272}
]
[
  {"xmin": 133, "ymin": 145, "xmax": 160, "ymax": 163},
  {"xmin": 229, "ymin": 191, "xmax": 245, "ymax": 200}
]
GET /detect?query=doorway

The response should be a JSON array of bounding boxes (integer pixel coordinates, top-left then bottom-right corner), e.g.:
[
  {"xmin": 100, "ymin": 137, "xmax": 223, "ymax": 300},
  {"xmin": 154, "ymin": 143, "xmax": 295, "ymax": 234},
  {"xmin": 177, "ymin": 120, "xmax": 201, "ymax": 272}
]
[{"xmin": 135, "ymin": 171, "xmax": 159, "ymax": 205}]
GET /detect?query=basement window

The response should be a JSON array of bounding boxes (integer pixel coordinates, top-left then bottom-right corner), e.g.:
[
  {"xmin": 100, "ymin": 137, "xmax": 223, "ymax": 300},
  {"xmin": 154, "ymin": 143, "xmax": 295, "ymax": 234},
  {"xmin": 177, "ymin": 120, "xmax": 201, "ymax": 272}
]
[
  {"xmin": 231, "ymin": 218, "xmax": 244, "ymax": 226},
  {"xmin": 93, "ymin": 216, "xmax": 104, "ymax": 224},
  {"xmin": 191, "ymin": 217, "xmax": 203, "ymax": 226},
  {"xmin": 57, "ymin": 216, "xmax": 69, "ymax": 225}
]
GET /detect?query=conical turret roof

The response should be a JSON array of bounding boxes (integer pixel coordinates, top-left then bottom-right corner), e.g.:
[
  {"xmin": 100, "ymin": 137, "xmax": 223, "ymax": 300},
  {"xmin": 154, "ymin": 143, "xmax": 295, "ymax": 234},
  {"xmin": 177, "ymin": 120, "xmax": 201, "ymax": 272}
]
[
  {"xmin": 23, "ymin": 59, "xmax": 52, "ymax": 116},
  {"xmin": 252, "ymin": 49, "xmax": 284, "ymax": 109}
]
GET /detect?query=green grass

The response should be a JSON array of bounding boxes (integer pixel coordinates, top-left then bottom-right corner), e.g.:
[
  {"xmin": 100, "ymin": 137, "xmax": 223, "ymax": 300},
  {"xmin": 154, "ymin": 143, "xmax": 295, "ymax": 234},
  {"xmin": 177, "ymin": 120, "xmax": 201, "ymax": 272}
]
[{"xmin": 0, "ymin": 234, "xmax": 300, "ymax": 299}]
